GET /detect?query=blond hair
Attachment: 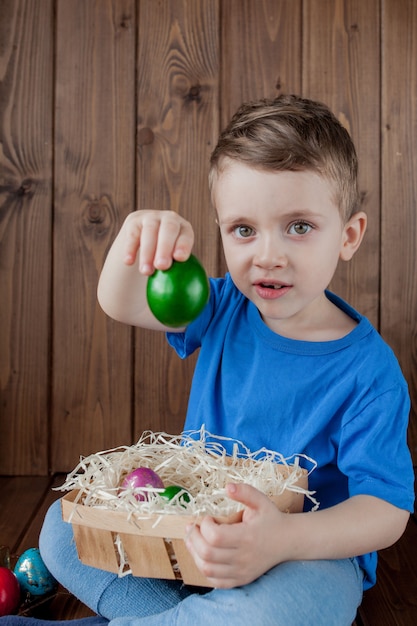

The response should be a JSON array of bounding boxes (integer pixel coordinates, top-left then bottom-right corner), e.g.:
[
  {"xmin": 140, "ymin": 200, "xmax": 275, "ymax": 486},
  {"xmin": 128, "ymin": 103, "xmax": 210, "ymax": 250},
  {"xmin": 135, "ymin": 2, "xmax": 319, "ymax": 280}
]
[{"xmin": 209, "ymin": 95, "xmax": 360, "ymax": 221}]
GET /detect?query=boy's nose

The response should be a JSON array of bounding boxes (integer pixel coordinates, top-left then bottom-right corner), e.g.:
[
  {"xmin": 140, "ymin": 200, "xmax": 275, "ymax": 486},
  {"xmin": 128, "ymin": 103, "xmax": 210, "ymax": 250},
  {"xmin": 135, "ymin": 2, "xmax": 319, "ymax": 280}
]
[{"xmin": 254, "ymin": 237, "xmax": 288, "ymax": 269}]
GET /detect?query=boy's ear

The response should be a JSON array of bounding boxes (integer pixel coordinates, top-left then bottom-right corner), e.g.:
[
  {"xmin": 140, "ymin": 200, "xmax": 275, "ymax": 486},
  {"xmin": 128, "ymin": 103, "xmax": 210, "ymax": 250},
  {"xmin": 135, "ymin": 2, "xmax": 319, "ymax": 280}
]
[{"xmin": 340, "ymin": 211, "xmax": 367, "ymax": 261}]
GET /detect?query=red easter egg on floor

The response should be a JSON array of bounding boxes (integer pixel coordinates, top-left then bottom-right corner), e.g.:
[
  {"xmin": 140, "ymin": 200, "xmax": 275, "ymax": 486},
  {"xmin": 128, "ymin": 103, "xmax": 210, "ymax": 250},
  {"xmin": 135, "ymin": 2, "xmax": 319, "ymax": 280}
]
[{"xmin": 0, "ymin": 567, "xmax": 21, "ymax": 617}]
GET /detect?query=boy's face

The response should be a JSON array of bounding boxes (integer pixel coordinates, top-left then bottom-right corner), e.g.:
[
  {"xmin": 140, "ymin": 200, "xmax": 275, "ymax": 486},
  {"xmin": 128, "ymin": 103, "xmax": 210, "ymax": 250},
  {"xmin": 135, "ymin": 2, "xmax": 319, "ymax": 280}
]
[{"xmin": 213, "ymin": 160, "xmax": 363, "ymax": 338}]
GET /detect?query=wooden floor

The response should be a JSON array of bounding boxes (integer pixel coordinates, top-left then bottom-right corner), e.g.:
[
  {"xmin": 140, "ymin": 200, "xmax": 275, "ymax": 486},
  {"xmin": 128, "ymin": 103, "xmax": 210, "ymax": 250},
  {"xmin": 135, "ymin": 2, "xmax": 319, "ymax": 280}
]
[
  {"xmin": 1, "ymin": 473, "xmax": 417, "ymax": 624},
  {"xmin": 0, "ymin": 475, "xmax": 94, "ymax": 619}
]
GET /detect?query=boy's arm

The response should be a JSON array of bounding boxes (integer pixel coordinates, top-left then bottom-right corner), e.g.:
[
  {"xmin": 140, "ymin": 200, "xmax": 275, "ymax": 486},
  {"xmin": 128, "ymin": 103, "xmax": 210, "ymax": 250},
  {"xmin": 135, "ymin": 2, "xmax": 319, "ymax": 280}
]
[
  {"xmin": 97, "ymin": 210, "xmax": 194, "ymax": 329},
  {"xmin": 281, "ymin": 492, "xmax": 409, "ymax": 561},
  {"xmin": 185, "ymin": 484, "xmax": 410, "ymax": 589}
]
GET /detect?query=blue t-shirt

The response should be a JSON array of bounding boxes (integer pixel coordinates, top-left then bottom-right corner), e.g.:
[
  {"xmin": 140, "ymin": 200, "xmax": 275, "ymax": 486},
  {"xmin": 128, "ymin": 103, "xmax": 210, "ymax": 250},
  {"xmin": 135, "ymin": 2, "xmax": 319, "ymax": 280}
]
[{"xmin": 167, "ymin": 274, "xmax": 414, "ymax": 589}]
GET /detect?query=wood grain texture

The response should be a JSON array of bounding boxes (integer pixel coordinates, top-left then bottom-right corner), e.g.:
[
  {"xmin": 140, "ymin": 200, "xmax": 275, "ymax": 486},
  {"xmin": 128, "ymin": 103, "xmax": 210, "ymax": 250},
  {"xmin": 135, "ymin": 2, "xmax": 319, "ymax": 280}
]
[
  {"xmin": 134, "ymin": 0, "xmax": 220, "ymax": 439},
  {"xmin": 303, "ymin": 0, "xmax": 381, "ymax": 327},
  {"xmin": 380, "ymin": 0, "xmax": 417, "ymax": 461},
  {"xmin": 51, "ymin": 0, "xmax": 136, "ymax": 470},
  {"xmin": 0, "ymin": 0, "xmax": 53, "ymax": 474},
  {"xmin": 221, "ymin": 0, "xmax": 302, "ymax": 121},
  {"xmin": 14, "ymin": 475, "xmax": 66, "ymax": 554},
  {"xmin": 0, "ymin": 0, "xmax": 415, "ymax": 485},
  {"xmin": 359, "ymin": 517, "xmax": 417, "ymax": 625},
  {"xmin": 219, "ymin": 0, "xmax": 302, "ymax": 275},
  {"xmin": 0, "ymin": 474, "xmax": 94, "ymax": 619},
  {"xmin": 137, "ymin": 0, "xmax": 220, "ymax": 268},
  {"xmin": 0, "ymin": 476, "xmax": 50, "ymax": 551},
  {"xmin": 122, "ymin": 535, "xmax": 176, "ymax": 579}
]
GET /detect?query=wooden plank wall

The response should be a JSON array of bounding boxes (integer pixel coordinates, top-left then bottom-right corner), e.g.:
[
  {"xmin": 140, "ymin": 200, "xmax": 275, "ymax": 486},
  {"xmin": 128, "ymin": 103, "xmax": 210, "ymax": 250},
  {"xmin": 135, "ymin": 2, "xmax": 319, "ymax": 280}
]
[{"xmin": 1, "ymin": 0, "xmax": 416, "ymax": 476}]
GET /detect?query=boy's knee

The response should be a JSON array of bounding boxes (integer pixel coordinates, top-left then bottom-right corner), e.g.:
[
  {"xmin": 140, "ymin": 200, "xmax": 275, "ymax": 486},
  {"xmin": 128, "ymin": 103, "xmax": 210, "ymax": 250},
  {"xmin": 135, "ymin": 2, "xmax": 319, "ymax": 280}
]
[{"xmin": 39, "ymin": 499, "xmax": 72, "ymax": 576}]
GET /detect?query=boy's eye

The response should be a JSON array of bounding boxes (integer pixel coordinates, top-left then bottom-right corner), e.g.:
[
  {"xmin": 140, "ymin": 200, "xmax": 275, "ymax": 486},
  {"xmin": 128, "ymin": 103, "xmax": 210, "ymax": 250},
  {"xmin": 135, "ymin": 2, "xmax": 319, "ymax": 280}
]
[
  {"xmin": 289, "ymin": 221, "xmax": 312, "ymax": 235},
  {"xmin": 234, "ymin": 225, "xmax": 255, "ymax": 238}
]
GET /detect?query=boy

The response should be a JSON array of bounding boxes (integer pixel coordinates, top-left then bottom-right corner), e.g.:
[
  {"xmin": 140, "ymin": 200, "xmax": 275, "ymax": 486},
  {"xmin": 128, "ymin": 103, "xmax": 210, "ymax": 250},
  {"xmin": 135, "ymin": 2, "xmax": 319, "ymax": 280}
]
[{"xmin": 30, "ymin": 95, "xmax": 414, "ymax": 626}]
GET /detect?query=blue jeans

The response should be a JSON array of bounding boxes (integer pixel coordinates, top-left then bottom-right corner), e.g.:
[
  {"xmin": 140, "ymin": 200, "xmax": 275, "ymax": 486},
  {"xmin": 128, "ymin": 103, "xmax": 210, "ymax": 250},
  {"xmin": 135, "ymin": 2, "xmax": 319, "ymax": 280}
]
[{"xmin": 38, "ymin": 500, "xmax": 363, "ymax": 626}]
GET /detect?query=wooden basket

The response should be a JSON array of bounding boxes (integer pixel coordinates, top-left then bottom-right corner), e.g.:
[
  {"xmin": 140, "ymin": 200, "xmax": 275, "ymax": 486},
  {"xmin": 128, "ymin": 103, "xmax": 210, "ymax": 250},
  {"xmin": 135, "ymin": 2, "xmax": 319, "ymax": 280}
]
[{"xmin": 61, "ymin": 464, "xmax": 307, "ymax": 587}]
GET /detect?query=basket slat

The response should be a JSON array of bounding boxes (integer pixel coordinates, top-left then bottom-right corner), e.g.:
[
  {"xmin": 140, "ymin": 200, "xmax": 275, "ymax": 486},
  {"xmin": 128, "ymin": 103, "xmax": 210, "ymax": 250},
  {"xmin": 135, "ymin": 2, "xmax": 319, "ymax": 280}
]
[
  {"xmin": 72, "ymin": 525, "xmax": 119, "ymax": 574},
  {"xmin": 120, "ymin": 534, "xmax": 176, "ymax": 580},
  {"xmin": 170, "ymin": 538, "xmax": 212, "ymax": 587}
]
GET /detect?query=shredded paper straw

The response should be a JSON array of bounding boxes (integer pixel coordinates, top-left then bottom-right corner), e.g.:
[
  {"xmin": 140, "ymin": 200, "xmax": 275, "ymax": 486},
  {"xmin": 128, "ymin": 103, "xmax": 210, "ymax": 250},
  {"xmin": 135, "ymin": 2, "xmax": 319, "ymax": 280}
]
[{"xmin": 58, "ymin": 427, "xmax": 319, "ymax": 518}]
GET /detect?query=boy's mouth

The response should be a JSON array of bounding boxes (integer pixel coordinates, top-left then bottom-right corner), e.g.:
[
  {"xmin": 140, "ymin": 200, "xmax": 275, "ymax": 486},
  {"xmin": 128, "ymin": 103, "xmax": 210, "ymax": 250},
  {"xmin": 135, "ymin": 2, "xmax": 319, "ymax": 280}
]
[
  {"xmin": 254, "ymin": 280, "xmax": 291, "ymax": 299},
  {"xmin": 259, "ymin": 282, "xmax": 284, "ymax": 289},
  {"xmin": 255, "ymin": 278, "xmax": 289, "ymax": 289}
]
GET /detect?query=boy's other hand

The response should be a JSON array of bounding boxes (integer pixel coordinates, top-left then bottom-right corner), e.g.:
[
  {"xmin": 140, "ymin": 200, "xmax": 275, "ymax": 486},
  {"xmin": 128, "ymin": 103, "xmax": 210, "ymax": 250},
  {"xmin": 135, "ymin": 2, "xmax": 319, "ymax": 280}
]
[{"xmin": 185, "ymin": 483, "xmax": 289, "ymax": 588}]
